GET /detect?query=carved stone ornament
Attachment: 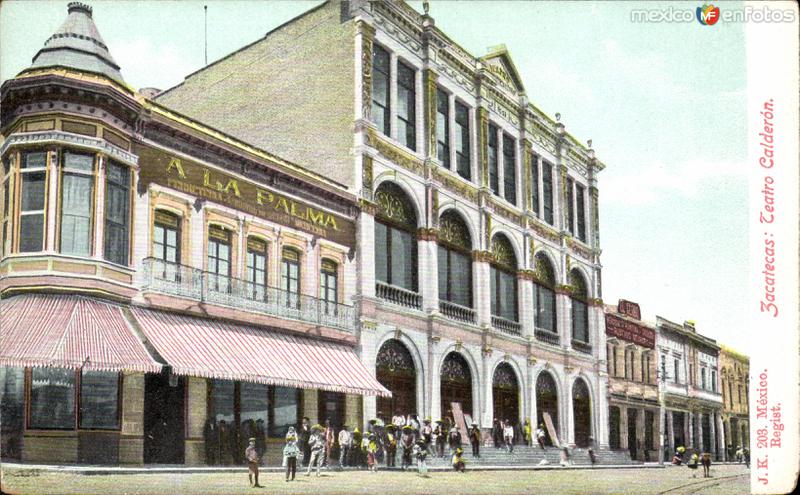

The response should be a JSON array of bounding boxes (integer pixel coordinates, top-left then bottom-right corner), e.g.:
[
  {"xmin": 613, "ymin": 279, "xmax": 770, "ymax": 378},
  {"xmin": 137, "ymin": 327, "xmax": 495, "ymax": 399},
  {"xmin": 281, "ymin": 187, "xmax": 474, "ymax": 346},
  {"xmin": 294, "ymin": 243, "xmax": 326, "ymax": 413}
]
[
  {"xmin": 491, "ymin": 234, "xmax": 516, "ymax": 269},
  {"xmin": 439, "ymin": 211, "xmax": 471, "ymax": 250},
  {"xmin": 377, "ymin": 339, "xmax": 415, "ymax": 373},
  {"xmin": 374, "ymin": 183, "xmax": 415, "ymax": 227},
  {"xmin": 441, "ymin": 352, "xmax": 470, "ymax": 383},
  {"xmin": 493, "ymin": 363, "xmax": 518, "ymax": 389}
]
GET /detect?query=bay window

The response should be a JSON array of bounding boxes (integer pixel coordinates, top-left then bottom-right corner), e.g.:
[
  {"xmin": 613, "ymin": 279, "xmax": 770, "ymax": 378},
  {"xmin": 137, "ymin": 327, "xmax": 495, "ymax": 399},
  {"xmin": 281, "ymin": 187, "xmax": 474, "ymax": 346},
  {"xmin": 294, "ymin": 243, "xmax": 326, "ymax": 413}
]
[
  {"xmin": 103, "ymin": 161, "xmax": 130, "ymax": 265},
  {"xmin": 59, "ymin": 151, "xmax": 95, "ymax": 256},
  {"xmin": 371, "ymin": 44, "xmax": 391, "ymax": 136},
  {"xmin": 397, "ymin": 61, "xmax": 416, "ymax": 151},
  {"xmin": 436, "ymin": 87, "xmax": 450, "ymax": 168},
  {"xmin": 19, "ymin": 151, "xmax": 47, "ymax": 253},
  {"xmin": 455, "ymin": 101, "xmax": 471, "ymax": 181}
]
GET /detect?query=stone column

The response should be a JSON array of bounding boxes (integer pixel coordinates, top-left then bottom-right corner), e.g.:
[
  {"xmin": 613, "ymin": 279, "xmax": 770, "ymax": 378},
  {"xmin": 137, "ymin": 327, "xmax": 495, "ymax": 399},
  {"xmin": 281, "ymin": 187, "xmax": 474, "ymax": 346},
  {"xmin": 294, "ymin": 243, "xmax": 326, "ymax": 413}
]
[
  {"xmin": 687, "ymin": 412, "xmax": 693, "ymax": 449},
  {"xmin": 620, "ymin": 405, "xmax": 629, "ymax": 450},
  {"xmin": 119, "ymin": 372, "xmax": 145, "ymax": 465},
  {"xmin": 418, "ymin": 234, "xmax": 438, "ymax": 313},
  {"xmin": 474, "ymin": 256, "xmax": 491, "ymax": 327},
  {"xmin": 564, "ymin": 371, "xmax": 575, "ymax": 446},
  {"xmin": 556, "ymin": 292, "xmax": 572, "ymax": 350},
  {"xmin": 636, "ymin": 407, "xmax": 646, "ymax": 459},
  {"xmin": 518, "ymin": 276, "xmax": 534, "ymax": 339},
  {"xmin": 357, "ymin": 210, "xmax": 376, "ymax": 298},
  {"xmin": 666, "ymin": 410, "xmax": 675, "ymax": 453},
  {"xmin": 345, "ymin": 394, "xmax": 362, "ymax": 430},
  {"xmin": 185, "ymin": 377, "xmax": 207, "ymax": 465},
  {"xmin": 303, "ymin": 389, "xmax": 320, "ymax": 425}
]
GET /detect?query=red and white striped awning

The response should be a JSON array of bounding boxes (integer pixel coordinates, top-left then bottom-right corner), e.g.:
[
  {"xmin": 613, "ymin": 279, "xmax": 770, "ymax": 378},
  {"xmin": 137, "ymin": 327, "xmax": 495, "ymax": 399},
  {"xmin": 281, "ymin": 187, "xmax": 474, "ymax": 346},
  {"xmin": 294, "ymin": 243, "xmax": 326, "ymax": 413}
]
[
  {"xmin": 0, "ymin": 294, "xmax": 161, "ymax": 373},
  {"xmin": 130, "ymin": 307, "xmax": 391, "ymax": 397}
]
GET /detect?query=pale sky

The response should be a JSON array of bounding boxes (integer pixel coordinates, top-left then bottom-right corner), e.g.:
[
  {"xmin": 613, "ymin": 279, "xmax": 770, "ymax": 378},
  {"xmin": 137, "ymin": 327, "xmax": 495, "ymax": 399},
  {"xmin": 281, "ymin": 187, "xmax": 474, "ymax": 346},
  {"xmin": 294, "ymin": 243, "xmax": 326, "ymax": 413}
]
[{"xmin": 0, "ymin": 0, "xmax": 749, "ymax": 352}]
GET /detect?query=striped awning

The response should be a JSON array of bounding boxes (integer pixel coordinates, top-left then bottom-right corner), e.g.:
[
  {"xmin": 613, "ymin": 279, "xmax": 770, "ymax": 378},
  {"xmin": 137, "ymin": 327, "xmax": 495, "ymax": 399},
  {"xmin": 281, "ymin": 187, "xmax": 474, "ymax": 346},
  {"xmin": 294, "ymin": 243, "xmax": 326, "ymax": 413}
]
[
  {"xmin": 0, "ymin": 294, "xmax": 161, "ymax": 373},
  {"xmin": 130, "ymin": 307, "xmax": 391, "ymax": 397}
]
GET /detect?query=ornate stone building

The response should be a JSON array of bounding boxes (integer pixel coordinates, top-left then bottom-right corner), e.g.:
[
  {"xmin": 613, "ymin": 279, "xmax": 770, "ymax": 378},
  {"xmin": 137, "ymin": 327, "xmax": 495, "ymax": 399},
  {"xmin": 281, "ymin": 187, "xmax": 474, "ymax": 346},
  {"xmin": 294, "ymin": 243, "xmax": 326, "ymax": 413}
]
[
  {"xmin": 0, "ymin": 2, "xmax": 387, "ymax": 466},
  {"xmin": 159, "ymin": 0, "xmax": 609, "ymax": 447},
  {"xmin": 719, "ymin": 345, "xmax": 749, "ymax": 459},
  {"xmin": 655, "ymin": 317, "xmax": 725, "ymax": 461},
  {"xmin": 604, "ymin": 300, "xmax": 659, "ymax": 461}
]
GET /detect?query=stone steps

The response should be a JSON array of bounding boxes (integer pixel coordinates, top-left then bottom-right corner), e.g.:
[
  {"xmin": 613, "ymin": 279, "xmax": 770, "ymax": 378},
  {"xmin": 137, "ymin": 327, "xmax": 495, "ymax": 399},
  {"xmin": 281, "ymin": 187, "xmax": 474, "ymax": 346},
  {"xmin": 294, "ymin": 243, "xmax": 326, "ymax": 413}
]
[{"xmin": 417, "ymin": 445, "xmax": 640, "ymax": 467}]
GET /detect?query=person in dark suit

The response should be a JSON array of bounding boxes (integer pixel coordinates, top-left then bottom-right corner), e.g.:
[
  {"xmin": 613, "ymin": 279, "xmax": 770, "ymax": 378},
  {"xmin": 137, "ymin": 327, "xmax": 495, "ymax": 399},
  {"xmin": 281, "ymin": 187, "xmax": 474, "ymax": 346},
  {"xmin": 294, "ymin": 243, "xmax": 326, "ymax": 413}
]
[
  {"xmin": 469, "ymin": 423, "xmax": 481, "ymax": 457},
  {"xmin": 300, "ymin": 417, "xmax": 311, "ymax": 466}
]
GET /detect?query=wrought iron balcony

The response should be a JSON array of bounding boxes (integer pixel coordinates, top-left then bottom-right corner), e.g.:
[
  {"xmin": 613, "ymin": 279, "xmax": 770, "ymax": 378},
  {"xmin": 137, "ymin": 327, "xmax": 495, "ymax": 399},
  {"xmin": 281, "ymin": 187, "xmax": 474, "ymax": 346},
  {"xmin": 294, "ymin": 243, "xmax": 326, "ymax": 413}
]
[
  {"xmin": 534, "ymin": 328, "xmax": 560, "ymax": 346},
  {"xmin": 491, "ymin": 315, "xmax": 521, "ymax": 336},
  {"xmin": 439, "ymin": 300, "xmax": 476, "ymax": 324},
  {"xmin": 141, "ymin": 258, "xmax": 355, "ymax": 332},
  {"xmin": 375, "ymin": 281, "xmax": 422, "ymax": 310},
  {"xmin": 571, "ymin": 339, "xmax": 592, "ymax": 354}
]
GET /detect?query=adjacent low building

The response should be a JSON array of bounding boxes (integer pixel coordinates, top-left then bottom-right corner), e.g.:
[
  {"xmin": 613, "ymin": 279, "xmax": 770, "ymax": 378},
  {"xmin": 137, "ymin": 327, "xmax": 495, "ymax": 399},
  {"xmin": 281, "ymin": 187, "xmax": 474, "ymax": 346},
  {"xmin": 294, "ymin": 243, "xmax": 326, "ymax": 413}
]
[{"xmin": 720, "ymin": 345, "xmax": 749, "ymax": 459}]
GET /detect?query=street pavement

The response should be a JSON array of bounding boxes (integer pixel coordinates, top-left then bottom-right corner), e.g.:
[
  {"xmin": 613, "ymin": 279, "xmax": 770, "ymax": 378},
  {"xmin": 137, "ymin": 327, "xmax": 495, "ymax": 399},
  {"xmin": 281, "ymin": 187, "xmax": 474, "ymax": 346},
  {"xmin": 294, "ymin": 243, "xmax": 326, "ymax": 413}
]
[{"xmin": 1, "ymin": 463, "xmax": 750, "ymax": 495}]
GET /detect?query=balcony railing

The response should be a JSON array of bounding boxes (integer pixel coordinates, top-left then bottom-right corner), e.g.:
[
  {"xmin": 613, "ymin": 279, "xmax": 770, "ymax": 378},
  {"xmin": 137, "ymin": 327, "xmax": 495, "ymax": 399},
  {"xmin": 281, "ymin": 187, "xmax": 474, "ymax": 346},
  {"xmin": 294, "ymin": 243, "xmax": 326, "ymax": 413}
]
[
  {"xmin": 571, "ymin": 339, "xmax": 592, "ymax": 354},
  {"xmin": 375, "ymin": 281, "xmax": 422, "ymax": 310},
  {"xmin": 491, "ymin": 315, "xmax": 521, "ymax": 336},
  {"xmin": 535, "ymin": 328, "xmax": 560, "ymax": 346},
  {"xmin": 439, "ymin": 300, "xmax": 476, "ymax": 324},
  {"xmin": 141, "ymin": 258, "xmax": 355, "ymax": 332}
]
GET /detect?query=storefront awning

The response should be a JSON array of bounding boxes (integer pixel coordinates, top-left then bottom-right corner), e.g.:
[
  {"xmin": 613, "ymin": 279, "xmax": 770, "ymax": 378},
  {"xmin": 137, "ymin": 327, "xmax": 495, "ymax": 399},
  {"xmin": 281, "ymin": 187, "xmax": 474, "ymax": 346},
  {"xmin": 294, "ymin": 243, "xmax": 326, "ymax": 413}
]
[
  {"xmin": 0, "ymin": 294, "xmax": 162, "ymax": 373},
  {"xmin": 129, "ymin": 307, "xmax": 391, "ymax": 397}
]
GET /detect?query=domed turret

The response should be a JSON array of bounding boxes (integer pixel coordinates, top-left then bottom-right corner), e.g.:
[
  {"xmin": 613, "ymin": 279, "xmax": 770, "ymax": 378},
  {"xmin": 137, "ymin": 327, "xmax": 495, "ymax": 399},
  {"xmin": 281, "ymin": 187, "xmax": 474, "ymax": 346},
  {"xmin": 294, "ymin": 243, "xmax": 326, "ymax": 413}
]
[{"xmin": 27, "ymin": 2, "xmax": 124, "ymax": 84}]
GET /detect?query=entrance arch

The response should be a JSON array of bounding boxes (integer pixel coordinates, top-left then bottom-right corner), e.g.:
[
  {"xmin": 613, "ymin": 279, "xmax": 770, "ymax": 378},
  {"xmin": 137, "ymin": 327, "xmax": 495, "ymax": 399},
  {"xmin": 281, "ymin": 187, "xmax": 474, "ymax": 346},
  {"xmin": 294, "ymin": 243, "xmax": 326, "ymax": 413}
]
[
  {"xmin": 572, "ymin": 378, "xmax": 592, "ymax": 447},
  {"xmin": 440, "ymin": 352, "xmax": 473, "ymax": 417},
  {"xmin": 376, "ymin": 339, "xmax": 417, "ymax": 420},
  {"xmin": 535, "ymin": 370, "xmax": 559, "ymax": 445},
  {"xmin": 492, "ymin": 362, "xmax": 520, "ymax": 425}
]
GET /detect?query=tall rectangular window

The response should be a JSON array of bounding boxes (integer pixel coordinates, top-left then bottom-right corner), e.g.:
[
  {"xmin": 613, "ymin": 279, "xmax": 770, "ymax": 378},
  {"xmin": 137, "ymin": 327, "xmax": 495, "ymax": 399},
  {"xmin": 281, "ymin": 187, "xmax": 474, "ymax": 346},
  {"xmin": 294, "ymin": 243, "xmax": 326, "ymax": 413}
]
[
  {"xmin": 208, "ymin": 225, "xmax": 231, "ymax": 293},
  {"xmin": 711, "ymin": 370, "xmax": 717, "ymax": 392},
  {"xmin": 29, "ymin": 367, "xmax": 75, "ymax": 430},
  {"xmin": 371, "ymin": 45, "xmax": 391, "ymax": 136},
  {"xmin": 502, "ymin": 134, "xmax": 516, "ymax": 205},
  {"xmin": 488, "ymin": 125, "xmax": 499, "ymax": 195},
  {"xmin": 1, "ymin": 174, "xmax": 9, "ymax": 257},
  {"xmin": 576, "ymin": 183, "xmax": 586, "ymax": 242},
  {"xmin": 282, "ymin": 248, "xmax": 301, "ymax": 309},
  {"xmin": 542, "ymin": 161, "xmax": 554, "ymax": 225},
  {"xmin": 245, "ymin": 237, "xmax": 268, "ymax": 301},
  {"xmin": 436, "ymin": 88, "xmax": 450, "ymax": 168},
  {"xmin": 19, "ymin": 152, "xmax": 47, "ymax": 253},
  {"xmin": 396, "ymin": 61, "xmax": 416, "ymax": 151},
  {"xmin": 320, "ymin": 259, "xmax": 339, "ymax": 316},
  {"xmin": 79, "ymin": 370, "xmax": 119, "ymax": 430},
  {"xmin": 701, "ymin": 367, "xmax": 707, "ymax": 389},
  {"xmin": 60, "ymin": 151, "xmax": 95, "ymax": 256},
  {"xmin": 673, "ymin": 358, "xmax": 680, "ymax": 383},
  {"xmin": 454, "ymin": 101, "xmax": 471, "ymax": 181},
  {"xmin": 104, "ymin": 161, "xmax": 129, "ymax": 265},
  {"xmin": 530, "ymin": 154, "xmax": 539, "ymax": 214},
  {"xmin": 153, "ymin": 211, "xmax": 180, "ymax": 264},
  {"xmin": 566, "ymin": 177, "xmax": 575, "ymax": 235}
]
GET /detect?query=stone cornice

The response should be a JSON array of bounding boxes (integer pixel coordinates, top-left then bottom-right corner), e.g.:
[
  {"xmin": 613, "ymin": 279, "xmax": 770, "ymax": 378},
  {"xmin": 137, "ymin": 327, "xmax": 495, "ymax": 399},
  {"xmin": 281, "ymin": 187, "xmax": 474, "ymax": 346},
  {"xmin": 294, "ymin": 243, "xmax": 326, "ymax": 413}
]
[{"xmin": 0, "ymin": 130, "xmax": 138, "ymax": 166}]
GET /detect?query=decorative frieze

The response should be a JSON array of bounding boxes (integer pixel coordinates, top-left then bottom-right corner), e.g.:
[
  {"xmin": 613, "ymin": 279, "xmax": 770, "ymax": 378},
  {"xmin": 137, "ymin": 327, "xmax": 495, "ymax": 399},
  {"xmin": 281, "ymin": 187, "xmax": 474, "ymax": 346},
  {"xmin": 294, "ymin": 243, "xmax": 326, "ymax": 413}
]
[
  {"xmin": 487, "ymin": 197, "xmax": 524, "ymax": 228},
  {"xmin": 566, "ymin": 237, "xmax": 592, "ymax": 260},
  {"xmin": 424, "ymin": 69, "xmax": 438, "ymax": 159},
  {"xmin": 430, "ymin": 168, "xmax": 478, "ymax": 203},
  {"xmin": 355, "ymin": 20, "xmax": 375, "ymax": 122},
  {"xmin": 477, "ymin": 106, "xmax": 489, "ymax": 188},
  {"xmin": 373, "ymin": 10, "xmax": 422, "ymax": 54},
  {"xmin": 528, "ymin": 219, "xmax": 561, "ymax": 244},
  {"xmin": 362, "ymin": 154, "xmax": 374, "ymax": 199},
  {"xmin": 366, "ymin": 128, "xmax": 424, "ymax": 175}
]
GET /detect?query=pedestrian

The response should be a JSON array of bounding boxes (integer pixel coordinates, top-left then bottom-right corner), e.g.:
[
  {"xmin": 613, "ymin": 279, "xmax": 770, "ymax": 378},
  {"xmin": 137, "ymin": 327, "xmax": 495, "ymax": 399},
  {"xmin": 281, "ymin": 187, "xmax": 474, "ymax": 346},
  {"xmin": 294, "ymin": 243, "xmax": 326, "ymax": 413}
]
[
  {"xmin": 283, "ymin": 432, "xmax": 300, "ymax": 482},
  {"xmin": 587, "ymin": 437, "xmax": 597, "ymax": 466},
  {"xmin": 245, "ymin": 437, "xmax": 263, "ymax": 488},
  {"xmin": 743, "ymin": 447, "xmax": 750, "ymax": 468},
  {"xmin": 392, "ymin": 412, "xmax": 405, "ymax": 431},
  {"xmin": 701, "ymin": 451, "xmax": 712, "ymax": 478},
  {"xmin": 447, "ymin": 424, "xmax": 461, "ymax": 454},
  {"xmin": 503, "ymin": 419, "xmax": 515, "ymax": 453},
  {"xmin": 735, "ymin": 445, "xmax": 743, "ymax": 463},
  {"xmin": 492, "ymin": 418, "xmax": 502, "ymax": 448},
  {"xmin": 413, "ymin": 440, "xmax": 429, "ymax": 477},
  {"xmin": 421, "ymin": 418, "xmax": 434, "ymax": 455},
  {"xmin": 385, "ymin": 425, "xmax": 397, "ymax": 467},
  {"xmin": 535, "ymin": 424, "xmax": 547, "ymax": 450},
  {"xmin": 351, "ymin": 427, "xmax": 362, "ymax": 467},
  {"xmin": 687, "ymin": 451, "xmax": 700, "ymax": 478},
  {"xmin": 338, "ymin": 425, "xmax": 351, "ymax": 468},
  {"xmin": 524, "ymin": 420, "xmax": 532, "ymax": 447},
  {"xmin": 469, "ymin": 423, "xmax": 481, "ymax": 457},
  {"xmin": 360, "ymin": 429, "xmax": 370, "ymax": 468},
  {"xmin": 400, "ymin": 425, "xmax": 415, "ymax": 470},
  {"xmin": 452, "ymin": 447, "xmax": 466, "ymax": 472},
  {"xmin": 559, "ymin": 446, "xmax": 572, "ymax": 467},
  {"xmin": 300, "ymin": 417, "xmax": 311, "ymax": 466},
  {"xmin": 323, "ymin": 419, "xmax": 335, "ymax": 468},
  {"xmin": 367, "ymin": 434, "xmax": 379, "ymax": 473},
  {"xmin": 305, "ymin": 426, "xmax": 325, "ymax": 477},
  {"xmin": 434, "ymin": 420, "xmax": 446, "ymax": 458}
]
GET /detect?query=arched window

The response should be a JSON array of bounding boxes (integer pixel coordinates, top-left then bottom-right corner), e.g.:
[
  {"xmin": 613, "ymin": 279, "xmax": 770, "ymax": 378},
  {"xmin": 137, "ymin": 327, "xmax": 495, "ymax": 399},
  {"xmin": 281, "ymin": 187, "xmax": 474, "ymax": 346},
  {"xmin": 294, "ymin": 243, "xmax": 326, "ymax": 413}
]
[
  {"xmin": 374, "ymin": 183, "xmax": 419, "ymax": 307},
  {"xmin": 437, "ymin": 210, "xmax": 473, "ymax": 322},
  {"xmin": 533, "ymin": 253, "xmax": 557, "ymax": 341},
  {"xmin": 490, "ymin": 234, "xmax": 518, "ymax": 333},
  {"xmin": 569, "ymin": 269, "xmax": 590, "ymax": 352}
]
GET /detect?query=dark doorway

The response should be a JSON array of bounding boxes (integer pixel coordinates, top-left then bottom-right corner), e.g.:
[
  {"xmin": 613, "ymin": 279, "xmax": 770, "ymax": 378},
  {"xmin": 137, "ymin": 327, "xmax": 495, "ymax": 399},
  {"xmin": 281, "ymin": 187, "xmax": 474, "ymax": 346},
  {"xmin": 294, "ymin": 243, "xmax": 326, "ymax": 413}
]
[
  {"xmin": 572, "ymin": 378, "xmax": 592, "ymax": 448},
  {"xmin": 702, "ymin": 413, "xmax": 711, "ymax": 453},
  {"xmin": 608, "ymin": 406, "xmax": 621, "ymax": 450},
  {"xmin": 376, "ymin": 339, "xmax": 417, "ymax": 420},
  {"xmin": 627, "ymin": 408, "xmax": 638, "ymax": 459},
  {"xmin": 440, "ymin": 352, "xmax": 472, "ymax": 417},
  {"xmin": 318, "ymin": 391, "xmax": 345, "ymax": 429},
  {"xmin": 0, "ymin": 367, "xmax": 24, "ymax": 461},
  {"xmin": 492, "ymin": 363, "xmax": 519, "ymax": 427},
  {"xmin": 645, "ymin": 410, "xmax": 655, "ymax": 452},
  {"xmin": 535, "ymin": 371, "xmax": 559, "ymax": 445},
  {"xmin": 672, "ymin": 411, "xmax": 685, "ymax": 449},
  {"xmin": 144, "ymin": 372, "xmax": 185, "ymax": 464}
]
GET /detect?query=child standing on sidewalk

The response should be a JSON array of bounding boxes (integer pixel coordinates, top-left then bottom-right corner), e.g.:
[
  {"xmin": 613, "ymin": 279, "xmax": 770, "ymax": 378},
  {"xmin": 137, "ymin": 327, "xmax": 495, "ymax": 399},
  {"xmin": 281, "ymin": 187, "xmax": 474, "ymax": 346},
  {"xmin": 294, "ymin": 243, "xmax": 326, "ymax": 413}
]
[{"xmin": 283, "ymin": 434, "xmax": 300, "ymax": 482}]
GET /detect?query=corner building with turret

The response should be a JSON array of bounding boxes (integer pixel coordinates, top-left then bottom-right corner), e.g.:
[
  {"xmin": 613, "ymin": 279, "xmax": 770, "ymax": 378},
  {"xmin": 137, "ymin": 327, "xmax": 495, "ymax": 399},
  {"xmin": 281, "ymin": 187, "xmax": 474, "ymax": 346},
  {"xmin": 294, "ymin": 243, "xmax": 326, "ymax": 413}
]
[{"xmin": 158, "ymin": 0, "xmax": 610, "ymax": 450}]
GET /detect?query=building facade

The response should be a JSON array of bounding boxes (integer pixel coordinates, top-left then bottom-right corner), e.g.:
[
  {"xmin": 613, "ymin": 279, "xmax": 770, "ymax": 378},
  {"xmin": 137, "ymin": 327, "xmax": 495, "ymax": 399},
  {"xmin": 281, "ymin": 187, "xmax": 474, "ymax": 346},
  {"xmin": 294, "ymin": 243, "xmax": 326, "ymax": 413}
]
[
  {"xmin": 655, "ymin": 317, "xmax": 725, "ymax": 461},
  {"xmin": 604, "ymin": 300, "xmax": 659, "ymax": 461},
  {"xmin": 0, "ymin": 2, "xmax": 388, "ymax": 466},
  {"xmin": 158, "ymin": 0, "xmax": 610, "ymax": 448},
  {"xmin": 719, "ymin": 345, "xmax": 749, "ymax": 459}
]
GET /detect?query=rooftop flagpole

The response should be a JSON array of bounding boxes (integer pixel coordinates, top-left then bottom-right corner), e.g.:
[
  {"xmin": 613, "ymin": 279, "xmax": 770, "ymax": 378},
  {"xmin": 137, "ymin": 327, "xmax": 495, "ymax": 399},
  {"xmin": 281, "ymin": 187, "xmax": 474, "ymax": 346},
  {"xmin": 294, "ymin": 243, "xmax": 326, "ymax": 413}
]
[{"xmin": 204, "ymin": 5, "xmax": 208, "ymax": 66}]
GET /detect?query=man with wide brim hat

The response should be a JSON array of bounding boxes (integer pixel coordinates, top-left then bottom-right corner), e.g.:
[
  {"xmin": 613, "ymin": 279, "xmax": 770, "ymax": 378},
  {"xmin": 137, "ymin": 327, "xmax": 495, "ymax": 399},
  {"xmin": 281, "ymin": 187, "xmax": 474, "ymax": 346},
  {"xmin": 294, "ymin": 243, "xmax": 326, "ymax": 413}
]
[
  {"xmin": 469, "ymin": 422, "xmax": 481, "ymax": 458},
  {"xmin": 245, "ymin": 437, "xmax": 263, "ymax": 487}
]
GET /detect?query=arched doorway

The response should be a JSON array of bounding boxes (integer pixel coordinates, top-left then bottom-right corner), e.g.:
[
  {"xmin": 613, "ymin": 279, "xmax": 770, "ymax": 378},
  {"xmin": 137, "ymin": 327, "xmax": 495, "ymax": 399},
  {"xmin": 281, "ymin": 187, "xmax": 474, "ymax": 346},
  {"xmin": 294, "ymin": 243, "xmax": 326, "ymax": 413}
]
[
  {"xmin": 440, "ymin": 352, "xmax": 473, "ymax": 418},
  {"xmin": 535, "ymin": 371, "xmax": 559, "ymax": 446},
  {"xmin": 492, "ymin": 362, "xmax": 520, "ymax": 426},
  {"xmin": 572, "ymin": 378, "xmax": 592, "ymax": 447},
  {"xmin": 376, "ymin": 339, "xmax": 417, "ymax": 420}
]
